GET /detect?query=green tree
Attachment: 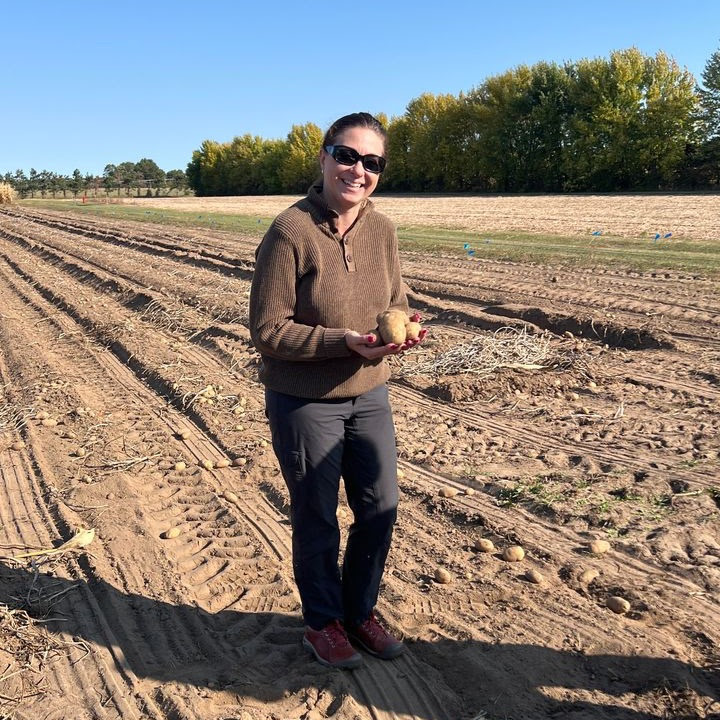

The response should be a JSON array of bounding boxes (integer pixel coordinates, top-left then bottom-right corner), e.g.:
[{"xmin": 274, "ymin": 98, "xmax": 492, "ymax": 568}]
[
  {"xmin": 135, "ymin": 158, "xmax": 166, "ymax": 194},
  {"xmin": 698, "ymin": 44, "xmax": 720, "ymax": 137},
  {"xmin": 280, "ymin": 123, "xmax": 323, "ymax": 193}
]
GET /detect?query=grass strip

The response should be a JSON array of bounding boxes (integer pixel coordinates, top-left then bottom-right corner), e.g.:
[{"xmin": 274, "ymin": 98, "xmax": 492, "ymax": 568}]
[{"xmin": 20, "ymin": 199, "xmax": 720, "ymax": 277}]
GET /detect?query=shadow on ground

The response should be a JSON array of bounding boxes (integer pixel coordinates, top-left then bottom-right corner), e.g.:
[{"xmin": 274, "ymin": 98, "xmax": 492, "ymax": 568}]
[{"xmin": 0, "ymin": 561, "xmax": 717, "ymax": 720}]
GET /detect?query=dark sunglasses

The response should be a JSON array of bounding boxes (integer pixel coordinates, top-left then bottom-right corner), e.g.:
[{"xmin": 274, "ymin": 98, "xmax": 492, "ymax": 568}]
[{"xmin": 324, "ymin": 145, "xmax": 386, "ymax": 174}]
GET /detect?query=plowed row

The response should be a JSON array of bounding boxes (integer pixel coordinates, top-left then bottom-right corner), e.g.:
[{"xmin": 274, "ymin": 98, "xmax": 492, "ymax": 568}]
[{"xmin": 0, "ymin": 206, "xmax": 718, "ymax": 720}]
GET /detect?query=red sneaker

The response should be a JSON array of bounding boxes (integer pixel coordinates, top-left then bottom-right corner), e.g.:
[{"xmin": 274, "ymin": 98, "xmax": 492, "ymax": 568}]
[
  {"xmin": 303, "ymin": 620, "xmax": 363, "ymax": 669},
  {"xmin": 347, "ymin": 613, "xmax": 405, "ymax": 660}
]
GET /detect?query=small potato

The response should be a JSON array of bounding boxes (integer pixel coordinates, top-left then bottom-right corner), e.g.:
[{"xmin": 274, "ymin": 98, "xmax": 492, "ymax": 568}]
[
  {"xmin": 579, "ymin": 568, "xmax": 599, "ymax": 584},
  {"xmin": 434, "ymin": 567, "xmax": 453, "ymax": 584},
  {"xmin": 589, "ymin": 539, "xmax": 610, "ymax": 554},
  {"xmin": 232, "ymin": 457, "xmax": 247, "ymax": 467},
  {"xmin": 201, "ymin": 459, "xmax": 214, "ymax": 470},
  {"xmin": 174, "ymin": 461, "xmax": 187, "ymax": 471},
  {"xmin": 502, "ymin": 545, "xmax": 525, "ymax": 562},
  {"xmin": 178, "ymin": 430, "xmax": 191, "ymax": 440},
  {"xmin": 377, "ymin": 310, "xmax": 409, "ymax": 345},
  {"xmin": 474, "ymin": 538, "xmax": 495, "ymax": 553},
  {"xmin": 163, "ymin": 527, "xmax": 181, "ymax": 539},
  {"xmin": 215, "ymin": 459, "xmax": 230, "ymax": 468},
  {"xmin": 525, "ymin": 569, "xmax": 544, "ymax": 584},
  {"xmin": 223, "ymin": 489, "xmax": 239, "ymax": 504},
  {"xmin": 607, "ymin": 596, "xmax": 630, "ymax": 614},
  {"xmin": 405, "ymin": 321, "xmax": 422, "ymax": 340},
  {"xmin": 75, "ymin": 447, "xmax": 86, "ymax": 458},
  {"xmin": 438, "ymin": 486, "xmax": 459, "ymax": 498},
  {"xmin": 41, "ymin": 418, "xmax": 57, "ymax": 427},
  {"xmin": 36, "ymin": 410, "xmax": 49, "ymax": 420},
  {"xmin": 11, "ymin": 441, "xmax": 26, "ymax": 451}
]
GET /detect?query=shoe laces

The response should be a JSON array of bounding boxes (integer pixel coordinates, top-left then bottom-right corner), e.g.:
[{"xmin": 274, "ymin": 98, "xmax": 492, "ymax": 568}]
[
  {"xmin": 322, "ymin": 620, "xmax": 349, "ymax": 648},
  {"xmin": 361, "ymin": 613, "xmax": 390, "ymax": 640}
]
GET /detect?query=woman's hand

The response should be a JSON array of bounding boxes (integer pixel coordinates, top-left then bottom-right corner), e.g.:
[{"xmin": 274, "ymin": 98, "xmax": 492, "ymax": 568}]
[{"xmin": 345, "ymin": 326, "xmax": 428, "ymax": 360}]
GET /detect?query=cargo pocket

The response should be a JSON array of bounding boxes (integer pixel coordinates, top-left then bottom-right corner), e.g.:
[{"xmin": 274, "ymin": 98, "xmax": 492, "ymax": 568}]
[{"xmin": 286, "ymin": 450, "xmax": 306, "ymax": 483}]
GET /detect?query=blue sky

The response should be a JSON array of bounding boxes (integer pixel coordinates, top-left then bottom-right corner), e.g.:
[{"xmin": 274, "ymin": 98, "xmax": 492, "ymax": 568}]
[{"xmin": 1, "ymin": 0, "xmax": 718, "ymax": 176}]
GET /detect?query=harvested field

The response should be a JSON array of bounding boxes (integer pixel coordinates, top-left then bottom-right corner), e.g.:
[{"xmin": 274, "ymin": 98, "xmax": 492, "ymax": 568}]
[
  {"xmin": 0, "ymin": 203, "xmax": 718, "ymax": 720},
  {"xmin": 129, "ymin": 193, "xmax": 720, "ymax": 241}
]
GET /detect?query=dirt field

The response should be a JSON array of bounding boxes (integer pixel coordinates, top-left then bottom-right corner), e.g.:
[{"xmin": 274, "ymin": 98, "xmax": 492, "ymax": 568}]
[
  {"xmin": 0, "ymin": 203, "xmax": 718, "ymax": 720},
  {"xmin": 129, "ymin": 193, "xmax": 720, "ymax": 240}
]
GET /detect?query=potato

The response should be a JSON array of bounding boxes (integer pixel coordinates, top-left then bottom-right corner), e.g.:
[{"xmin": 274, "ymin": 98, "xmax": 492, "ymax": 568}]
[
  {"xmin": 502, "ymin": 545, "xmax": 525, "ymax": 562},
  {"xmin": 36, "ymin": 410, "xmax": 49, "ymax": 420},
  {"xmin": 579, "ymin": 568, "xmax": 599, "ymax": 584},
  {"xmin": 589, "ymin": 539, "xmax": 610, "ymax": 554},
  {"xmin": 434, "ymin": 567, "xmax": 453, "ymax": 584},
  {"xmin": 10, "ymin": 441, "xmax": 25, "ymax": 451},
  {"xmin": 174, "ymin": 461, "xmax": 186, "ymax": 471},
  {"xmin": 474, "ymin": 538, "xmax": 495, "ymax": 553},
  {"xmin": 377, "ymin": 310, "xmax": 409, "ymax": 345},
  {"xmin": 178, "ymin": 430, "xmax": 190, "ymax": 440},
  {"xmin": 163, "ymin": 527, "xmax": 181, "ymax": 539},
  {"xmin": 75, "ymin": 447, "xmax": 86, "ymax": 458},
  {"xmin": 439, "ymin": 486, "xmax": 459, "ymax": 498},
  {"xmin": 525, "ymin": 569, "xmax": 544, "ymax": 584},
  {"xmin": 607, "ymin": 596, "xmax": 630, "ymax": 614},
  {"xmin": 41, "ymin": 418, "xmax": 57, "ymax": 427},
  {"xmin": 223, "ymin": 489, "xmax": 239, "ymax": 504},
  {"xmin": 232, "ymin": 457, "xmax": 247, "ymax": 466},
  {"xmin": 405, "ymin": 321, "xmax": 422, "ymax": 340},
  {"xmin": 215, "ymin": 459, "xmax": 230, "ymax": 468},
  {"xmin": 201, "ymin": 459, "xmax": 214, "ymax": 470}
]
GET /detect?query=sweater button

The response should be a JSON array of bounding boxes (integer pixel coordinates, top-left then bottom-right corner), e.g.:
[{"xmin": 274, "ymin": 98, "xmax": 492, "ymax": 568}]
[{"xmin": 346, "ymin": 255, "xmax": 353, "ymax": 262}]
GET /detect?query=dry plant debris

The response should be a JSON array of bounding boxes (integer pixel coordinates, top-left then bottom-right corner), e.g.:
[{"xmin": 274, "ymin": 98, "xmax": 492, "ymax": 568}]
[{"xmin": 396, "ymin": 327, "xmax": 557, "ymax": 378}]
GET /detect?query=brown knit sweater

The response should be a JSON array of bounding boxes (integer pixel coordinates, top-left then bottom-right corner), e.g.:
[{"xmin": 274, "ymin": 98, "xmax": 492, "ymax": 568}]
[{"xmin": 249, "ymin": 183, "xmax": 409, "ymax": 399}]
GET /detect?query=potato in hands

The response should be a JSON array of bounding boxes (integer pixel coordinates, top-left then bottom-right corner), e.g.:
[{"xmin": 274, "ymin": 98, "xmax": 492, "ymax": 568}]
[{"xmin": 376, "ymin": 310, "xmax": 423, "ymax": 345}]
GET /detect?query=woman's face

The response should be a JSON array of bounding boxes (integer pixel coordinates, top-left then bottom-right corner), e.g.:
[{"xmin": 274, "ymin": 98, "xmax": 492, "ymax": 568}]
[{"xmin": 319, "ymin": 126, "xmax": 385, "ymax": 214}]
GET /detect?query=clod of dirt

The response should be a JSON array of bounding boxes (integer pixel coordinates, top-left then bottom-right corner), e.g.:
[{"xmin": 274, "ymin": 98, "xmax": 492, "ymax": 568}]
[
  {"xmin": 36, "ymin": 410, "xmax": 49, "ymax": 420},
  {"xmin": 41, "ymin": 418, "xmax": 57, "ymax": 427},
  {"xmin": 434, "ymin": 568, "xmax": 453, "ymax": 584},
  {"xmin": 589, "ymin": 539, "xmax": 611, "ymax": 554},
  {"xmin": 232, "ymin": 457, "xmax": 247, "ymax": 466},
  {"xmin": 503, "ymin": 545, "xmax": 525, "ymax": 562},
  {"xmin": 10, "ymin": 441, "xmax": 25, "ymax": 451},
  {"xmin": 162, "ymin": 527, "xmax": 181, "ymax": 539},
  {"xmin": 75, "ymin": 447, "xmax": 86, "ymax": 457},
  {"xmin": 174, "ymin": 461, "xmax": 186, "ymax": 471},
  {"xmin": 607, "ymin": 596, "xmax": 631, "ymax": 614},
  {"xmin": 474, "ymin": 538, "xmax": 495, "ymax": 553},
  {"xmin": 525, "ymin": 569, "xmax": 544, "ymax": 584},
  {"xmin": 439, "ymin": 486, "xmax": 459, "ymax": 498}
]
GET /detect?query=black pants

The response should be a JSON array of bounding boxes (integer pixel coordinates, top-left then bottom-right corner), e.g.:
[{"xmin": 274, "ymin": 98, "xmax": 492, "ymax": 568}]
[{"xmin": 265, "ymin": 384, "xmax": 398, "ymax": 630}]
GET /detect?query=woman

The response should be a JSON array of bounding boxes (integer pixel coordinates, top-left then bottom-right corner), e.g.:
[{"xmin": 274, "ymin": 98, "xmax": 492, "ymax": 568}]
[{"xmin": 249, "ymin": 112, "xmax": 425, "ymax": 669}]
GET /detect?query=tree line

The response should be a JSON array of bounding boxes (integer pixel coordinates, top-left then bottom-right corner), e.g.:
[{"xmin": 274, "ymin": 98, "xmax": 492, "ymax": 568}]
[
  {"xmin": 188, "ymin": 46, "xmax": 720, "ymax": 195},
  {"xmin": 3, "ymin": 159, "xmax": 189, "ymax": 199}
]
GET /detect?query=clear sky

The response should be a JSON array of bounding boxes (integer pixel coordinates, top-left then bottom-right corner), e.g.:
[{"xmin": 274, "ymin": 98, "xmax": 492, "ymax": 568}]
[{"xmin": 1, "ymin": 0, "xmax": 718, "ymax": 177}]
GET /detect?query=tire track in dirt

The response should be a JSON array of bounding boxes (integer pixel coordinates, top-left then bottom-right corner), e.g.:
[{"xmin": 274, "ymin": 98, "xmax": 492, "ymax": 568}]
[{"xmin": 0, "ymin": 364, "xmax": 164, "ymax": 719}]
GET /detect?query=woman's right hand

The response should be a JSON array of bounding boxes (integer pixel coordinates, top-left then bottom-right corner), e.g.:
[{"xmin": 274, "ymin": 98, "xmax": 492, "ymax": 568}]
[{"xmin": 344, "ymin": 329, "xmax": 427, "ymax": 360}]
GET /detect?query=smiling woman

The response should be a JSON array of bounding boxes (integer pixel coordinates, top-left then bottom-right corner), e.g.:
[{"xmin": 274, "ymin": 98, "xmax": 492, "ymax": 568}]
[{"xmin": 249, "ymin": 111, "xmax": 427, "ymax": 669}]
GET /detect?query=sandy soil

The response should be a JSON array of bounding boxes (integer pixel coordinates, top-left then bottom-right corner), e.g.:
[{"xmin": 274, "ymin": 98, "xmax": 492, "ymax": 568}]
[
  {"xmin": 128, "ymin": 193, "xmax": 720, "ymax": 241},
  {"xmin": 0, "ymin": 205, "xmax": 718, "ymax": 720}
]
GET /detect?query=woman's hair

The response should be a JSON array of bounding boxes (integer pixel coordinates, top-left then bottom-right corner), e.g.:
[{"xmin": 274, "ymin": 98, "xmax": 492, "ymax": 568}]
[{"xmin": 322, "ymin": 112, "xmax": 388, "ymax": 153}]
